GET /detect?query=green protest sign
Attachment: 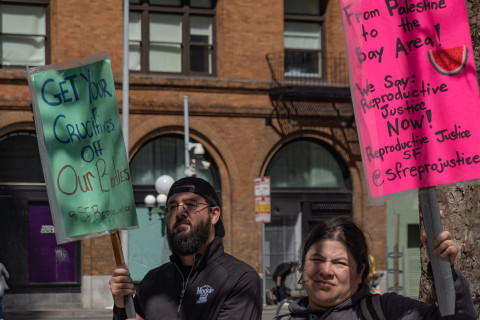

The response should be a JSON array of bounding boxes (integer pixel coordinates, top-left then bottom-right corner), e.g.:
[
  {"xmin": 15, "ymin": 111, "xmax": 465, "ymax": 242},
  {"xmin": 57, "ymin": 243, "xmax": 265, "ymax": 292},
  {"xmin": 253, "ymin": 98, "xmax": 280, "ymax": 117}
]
[{"xmin": 27, "ymin": 51, "xmax": 138, "ymax": 244}]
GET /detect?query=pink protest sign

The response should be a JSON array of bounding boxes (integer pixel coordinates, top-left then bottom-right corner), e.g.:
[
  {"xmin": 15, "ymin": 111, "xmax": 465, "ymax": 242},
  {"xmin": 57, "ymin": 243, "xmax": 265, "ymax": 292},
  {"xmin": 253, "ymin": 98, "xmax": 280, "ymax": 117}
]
[{"xmin": 341, "ymin": 0, "xmax": 480, "ymax": 204}]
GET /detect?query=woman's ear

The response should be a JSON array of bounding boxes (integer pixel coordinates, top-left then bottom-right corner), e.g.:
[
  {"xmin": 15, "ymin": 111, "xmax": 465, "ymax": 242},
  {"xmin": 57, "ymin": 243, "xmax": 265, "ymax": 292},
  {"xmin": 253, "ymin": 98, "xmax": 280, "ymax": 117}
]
[{"xmin": 360, "ymin": 264, "xmax": 366, "ymax": 284}]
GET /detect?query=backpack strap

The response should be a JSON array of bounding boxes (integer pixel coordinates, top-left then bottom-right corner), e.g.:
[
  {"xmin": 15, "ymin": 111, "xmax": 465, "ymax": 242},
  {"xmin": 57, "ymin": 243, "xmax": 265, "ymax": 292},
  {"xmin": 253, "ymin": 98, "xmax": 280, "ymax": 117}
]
[{"xmin": 360, "ymin": 294, "xmax": 386, "ymax": 320}]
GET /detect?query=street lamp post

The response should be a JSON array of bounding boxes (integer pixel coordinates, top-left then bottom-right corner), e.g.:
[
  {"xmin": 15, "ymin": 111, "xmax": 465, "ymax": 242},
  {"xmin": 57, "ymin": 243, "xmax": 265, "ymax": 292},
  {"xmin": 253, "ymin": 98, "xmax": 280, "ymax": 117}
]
[
  {"xmin": 144, "ymin": 175, "xmax": 174, "ymax": 236},
  {"xmin": 183, "ymin": 96, "xmax": 210, "ymax": 177}
]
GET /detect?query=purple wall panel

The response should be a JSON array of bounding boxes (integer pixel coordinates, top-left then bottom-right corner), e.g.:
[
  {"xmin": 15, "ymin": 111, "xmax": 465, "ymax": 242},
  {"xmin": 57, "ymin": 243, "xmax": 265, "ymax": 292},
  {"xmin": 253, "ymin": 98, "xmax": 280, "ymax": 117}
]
[{"xmin": 29, "ymin": 205, "xmax": 76, "ymax": 283}]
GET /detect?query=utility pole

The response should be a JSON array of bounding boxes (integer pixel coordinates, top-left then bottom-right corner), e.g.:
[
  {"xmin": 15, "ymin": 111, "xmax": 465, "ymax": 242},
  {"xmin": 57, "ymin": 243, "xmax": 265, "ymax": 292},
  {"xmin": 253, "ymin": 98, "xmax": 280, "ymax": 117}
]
[{"xmin": 184, "ymin": 96, "xmax": 190, "ymax": 169}]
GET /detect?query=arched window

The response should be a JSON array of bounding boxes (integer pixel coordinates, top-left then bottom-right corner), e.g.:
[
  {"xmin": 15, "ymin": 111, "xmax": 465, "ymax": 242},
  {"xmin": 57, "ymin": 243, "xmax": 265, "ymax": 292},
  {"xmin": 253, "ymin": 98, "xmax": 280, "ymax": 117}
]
[
  {"xmin": 0, "ymin": 131, "xmax": 44, "ymax": 183},
  {"xmin": 130, "ymin": 134, "xmax": 220, "ymax": 187},
  {"xmin": 266, "ymin": 139, "xmax": 349, "ymax": 188}
]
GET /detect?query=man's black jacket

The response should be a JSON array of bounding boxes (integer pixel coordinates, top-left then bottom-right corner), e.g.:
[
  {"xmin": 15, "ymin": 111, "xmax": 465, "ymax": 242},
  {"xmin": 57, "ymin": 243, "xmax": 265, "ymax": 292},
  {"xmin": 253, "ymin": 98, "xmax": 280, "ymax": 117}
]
[{"xmin": 114, "ymin": 236, "xmax": 262, "ymax": 320}]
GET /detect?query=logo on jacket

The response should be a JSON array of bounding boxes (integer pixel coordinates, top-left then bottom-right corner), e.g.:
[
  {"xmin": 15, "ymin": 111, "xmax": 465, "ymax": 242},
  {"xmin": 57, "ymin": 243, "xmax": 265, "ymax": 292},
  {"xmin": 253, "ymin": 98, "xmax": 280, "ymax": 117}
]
[{"xmin": 196, "ymin": 285, "xmax": 214, "ymax": 304}]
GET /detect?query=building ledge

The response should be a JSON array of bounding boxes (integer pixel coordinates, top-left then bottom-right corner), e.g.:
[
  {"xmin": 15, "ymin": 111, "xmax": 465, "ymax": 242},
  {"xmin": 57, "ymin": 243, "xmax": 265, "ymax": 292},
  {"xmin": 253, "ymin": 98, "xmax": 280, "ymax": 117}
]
[
  {"xmin": 0, "ymin": 69, "xmax": 272, "ymax": 94},
  {"xmin": 127, "ymin": 73, "xmax": 272, "ymax": 94}
]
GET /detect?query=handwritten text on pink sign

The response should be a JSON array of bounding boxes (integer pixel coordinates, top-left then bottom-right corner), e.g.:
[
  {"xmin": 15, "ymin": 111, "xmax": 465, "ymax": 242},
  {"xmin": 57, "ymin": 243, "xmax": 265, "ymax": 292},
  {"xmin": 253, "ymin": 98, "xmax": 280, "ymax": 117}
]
[{"xmin": 341, "ymin": 0, "xmax": 480, "ymax": 202}]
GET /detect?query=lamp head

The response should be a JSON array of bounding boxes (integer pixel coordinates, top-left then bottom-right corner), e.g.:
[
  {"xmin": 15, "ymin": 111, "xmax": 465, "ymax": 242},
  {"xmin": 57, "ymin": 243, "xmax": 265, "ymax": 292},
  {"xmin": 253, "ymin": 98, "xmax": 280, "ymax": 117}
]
[
  {"xmin": 193, "ymin": 144, "xmax": 205, "ymax": 155},
  {"xmin": 185, "ymin": 166, "xmax": 196, "ymax": 177},
  {"xmin": 155, "ymin": 175, "xmax": 174, "ymax": 194},
  {"xmin": 144, "ymin": 194, "xmax": 156, "ymax": 208},
  {"xmin": 188, "ymin": 142, "xmax": 205, "ymax": 156},
  {"xmin": 156, "ymin": 193, "xmax": 167, "ymax": 206}
]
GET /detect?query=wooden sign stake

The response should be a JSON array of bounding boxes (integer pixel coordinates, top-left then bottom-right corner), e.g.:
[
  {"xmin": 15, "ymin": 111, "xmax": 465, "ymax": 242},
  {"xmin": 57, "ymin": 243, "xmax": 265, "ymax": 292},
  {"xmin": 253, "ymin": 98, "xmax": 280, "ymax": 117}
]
[
  {"xmin": 110, "ymin": 230, "xmax": 136, "ymax": 319},
  {"xmin": 419, "ymin": 187, "xmax": 455, "ymax": 316}
]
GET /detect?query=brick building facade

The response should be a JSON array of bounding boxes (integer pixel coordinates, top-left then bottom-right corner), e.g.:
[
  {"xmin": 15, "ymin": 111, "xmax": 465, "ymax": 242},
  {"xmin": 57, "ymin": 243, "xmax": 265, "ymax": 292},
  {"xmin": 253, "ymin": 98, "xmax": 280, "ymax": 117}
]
[{"xmin": 0, "ymin": 0, "xmax": 388, "ymax": 311}]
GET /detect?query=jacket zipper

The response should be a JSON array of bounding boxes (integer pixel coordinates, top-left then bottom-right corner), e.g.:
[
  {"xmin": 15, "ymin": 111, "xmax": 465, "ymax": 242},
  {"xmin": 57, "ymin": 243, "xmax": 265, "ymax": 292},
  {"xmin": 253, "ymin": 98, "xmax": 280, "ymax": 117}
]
[{"xmin": 175, "ymin": 255, "xmax": 197, "ymax": 313}]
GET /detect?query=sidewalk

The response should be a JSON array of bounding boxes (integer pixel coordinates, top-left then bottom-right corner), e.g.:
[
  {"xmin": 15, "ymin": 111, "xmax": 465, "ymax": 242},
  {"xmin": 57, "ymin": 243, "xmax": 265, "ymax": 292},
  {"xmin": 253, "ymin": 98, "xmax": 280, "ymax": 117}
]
[
  {"xmin": 3, "ymin": 309, "xmax": 112, "ymax": 320},
  {"xmin": 262, "ymin": 304, "xmax": 277, "ymax": 320},
  {"xmin": 4, "ymin": 305, "xmax": 279, "ymax": 320}
]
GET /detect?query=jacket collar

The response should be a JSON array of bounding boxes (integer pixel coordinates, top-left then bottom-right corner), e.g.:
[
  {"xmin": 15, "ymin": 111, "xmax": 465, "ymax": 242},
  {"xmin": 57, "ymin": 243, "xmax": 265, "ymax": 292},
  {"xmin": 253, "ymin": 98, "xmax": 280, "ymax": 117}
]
[
  {"xmin": 170, "ymin": 236, "xmax": 224, "ymax": 271},
  {"xmin": 288, "ymin": 285, "xmax": 371, "ymax": 316}
]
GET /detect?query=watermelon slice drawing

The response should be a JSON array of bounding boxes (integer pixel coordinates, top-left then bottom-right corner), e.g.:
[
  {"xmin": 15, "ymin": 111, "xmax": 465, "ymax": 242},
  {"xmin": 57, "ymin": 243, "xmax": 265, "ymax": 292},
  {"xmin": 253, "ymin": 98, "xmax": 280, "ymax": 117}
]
[{"xmin": 428, "ymin": 45, "xmax": 468, "ymax": 76}]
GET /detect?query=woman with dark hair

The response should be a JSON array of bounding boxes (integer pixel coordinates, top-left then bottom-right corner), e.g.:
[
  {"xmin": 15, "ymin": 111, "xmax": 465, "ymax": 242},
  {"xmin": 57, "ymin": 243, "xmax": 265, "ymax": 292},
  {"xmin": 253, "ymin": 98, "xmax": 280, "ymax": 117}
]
[{"xmin": 275, "ymin": 216, "xmax": 477, "ymax": 320}]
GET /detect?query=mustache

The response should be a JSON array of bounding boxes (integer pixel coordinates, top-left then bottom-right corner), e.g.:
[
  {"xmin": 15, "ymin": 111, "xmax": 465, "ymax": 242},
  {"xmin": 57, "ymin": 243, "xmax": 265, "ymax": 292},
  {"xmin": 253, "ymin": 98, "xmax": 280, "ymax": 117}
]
[{"xmin": 174, "ymin": 218, "xmax": 191, "ymax": 229}]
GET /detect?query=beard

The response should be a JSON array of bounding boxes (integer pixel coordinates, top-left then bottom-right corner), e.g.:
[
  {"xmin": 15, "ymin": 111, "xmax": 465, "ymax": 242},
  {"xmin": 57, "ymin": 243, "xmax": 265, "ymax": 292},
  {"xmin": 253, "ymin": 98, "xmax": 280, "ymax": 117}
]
[{"xmin": 167, "ymin": 214, "xmax": 212, "ymax": 256}]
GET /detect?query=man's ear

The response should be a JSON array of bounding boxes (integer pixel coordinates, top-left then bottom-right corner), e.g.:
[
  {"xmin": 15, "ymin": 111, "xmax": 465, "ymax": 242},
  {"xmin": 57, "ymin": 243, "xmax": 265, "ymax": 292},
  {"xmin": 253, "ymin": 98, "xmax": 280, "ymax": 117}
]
[{"xmin": 211, "ymin": 206, "xmax": 221, "ymax": 225}]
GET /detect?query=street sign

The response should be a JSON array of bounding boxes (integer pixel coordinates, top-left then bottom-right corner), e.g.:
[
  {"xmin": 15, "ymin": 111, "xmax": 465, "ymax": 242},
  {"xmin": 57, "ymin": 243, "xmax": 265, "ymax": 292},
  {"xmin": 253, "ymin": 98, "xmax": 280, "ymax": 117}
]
[{"xmin": 254, "ymin": 177, "xmax": 271, "ymax": 223}]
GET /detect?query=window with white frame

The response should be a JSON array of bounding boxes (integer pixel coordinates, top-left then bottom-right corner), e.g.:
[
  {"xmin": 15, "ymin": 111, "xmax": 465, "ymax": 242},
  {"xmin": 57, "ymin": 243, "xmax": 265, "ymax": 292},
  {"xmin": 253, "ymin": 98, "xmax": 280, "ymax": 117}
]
[
  {"xmin": 129, "ymin": 0, "xmax": 215, "ymax": 75},
  {"xmin": 0, "ymin": 1, "xmax": 48, "ymax": 67},
  {"xmin": 129, "ymin": 11, "xmax": 142, "ymax": 71},
  {"xmin": 284, "ymin": 0, "xmax": 326, "ymax": 78}
]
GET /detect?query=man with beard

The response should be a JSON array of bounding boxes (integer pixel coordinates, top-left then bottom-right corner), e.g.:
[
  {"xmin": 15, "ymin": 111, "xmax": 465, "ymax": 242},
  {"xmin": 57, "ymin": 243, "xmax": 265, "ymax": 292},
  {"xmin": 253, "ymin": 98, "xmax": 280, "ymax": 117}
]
[{"xmin": 109, "ymin": 177, "xmax": 262, "ymax": 320}]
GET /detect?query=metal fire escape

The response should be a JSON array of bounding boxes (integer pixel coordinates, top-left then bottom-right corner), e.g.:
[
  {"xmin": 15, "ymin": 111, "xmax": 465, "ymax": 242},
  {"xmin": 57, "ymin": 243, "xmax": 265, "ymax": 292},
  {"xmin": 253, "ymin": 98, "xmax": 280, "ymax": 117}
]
[{"xmin": 266, "ymin": 51, "xmax": 362, "ymax": 166}]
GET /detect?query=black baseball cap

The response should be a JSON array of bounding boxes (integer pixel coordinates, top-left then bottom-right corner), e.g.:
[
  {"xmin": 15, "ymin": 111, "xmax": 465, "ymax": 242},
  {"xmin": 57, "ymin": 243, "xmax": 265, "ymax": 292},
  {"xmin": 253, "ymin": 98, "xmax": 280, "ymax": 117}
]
[{"xmin": 166, "ymin": 177, "xmax": 225, "ymax": 238}]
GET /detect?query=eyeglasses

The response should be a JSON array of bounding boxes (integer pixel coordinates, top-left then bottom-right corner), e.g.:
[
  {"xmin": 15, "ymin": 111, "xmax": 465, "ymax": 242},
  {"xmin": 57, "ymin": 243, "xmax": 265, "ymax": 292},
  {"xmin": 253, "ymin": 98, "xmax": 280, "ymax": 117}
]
[{"xmin": 166, "ymin": 201, "xmax": 211, "ymax": 216}]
